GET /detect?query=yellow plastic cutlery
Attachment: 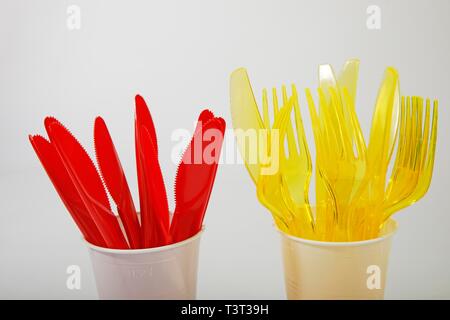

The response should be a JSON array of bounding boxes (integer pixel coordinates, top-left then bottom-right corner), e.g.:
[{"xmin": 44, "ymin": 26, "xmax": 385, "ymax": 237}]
[
  {"xmin": 230, "ymin": 60, "xmax": 438, "ymax": 242},
  {"xmin": 256, "ymin": 97, "xmax": 295, "ymax": 233},
  {"xmin": 230, "ymin": 68, "xmax": 265, "ymax": 184},
  {"xmin": 383, "ymin": 96, "xmax": 438, "ymax": 221},
  {"xmin": 272, "ymin": 86, "xmax": 315, "ymax": 238}
]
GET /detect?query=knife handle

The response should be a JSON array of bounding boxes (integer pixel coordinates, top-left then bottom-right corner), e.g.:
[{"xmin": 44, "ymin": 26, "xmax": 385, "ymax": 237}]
[{"xmin": 117, "ymin": 195, "xmax": 141, "ymax": 249}]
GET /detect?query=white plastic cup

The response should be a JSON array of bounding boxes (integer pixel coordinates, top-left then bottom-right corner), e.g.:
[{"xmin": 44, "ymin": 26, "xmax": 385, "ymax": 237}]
[
  {"xmin": 278, "ymin": 219, "xmax": 397, "ymax": 300},
  {"xmin": 85, "ymin": 229, "xmax": 203, "ymax": 300}
]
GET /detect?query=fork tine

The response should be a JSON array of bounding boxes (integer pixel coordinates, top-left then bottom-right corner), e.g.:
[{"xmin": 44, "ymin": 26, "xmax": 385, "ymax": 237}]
[
  {"xmin": 329, "ymin": 87, "xmax": 352, "ymax": 157},
  {"xmin": 397, "ymin": 96, "xmax": 407, "ymax": 165},
  {"xmin": 273, "ymin": 95, "xmax": 294, "ymax": 160},
  {"xmin": 305, "ymin": 88, "xmax": 327, "ymax": 158},
  {"xmin": 420, "ymin": 99, "xmax": 431, "ymax": 170},
  {"xmin": 318, "ymin": 88, "xmax": 339, "ymax": 155},
  {"xmin": 342, "ymin": 87, "xmax": 367, "ymax": 160},
  {"xmin": 416, "ymin": 99, "xmax": 438, "ymax": 198},
  {"xmin": 262, "ymin": 88, "xmax": 270, "ymax": 129},
  {"xmin": 401, "ymin": 96, "xmax": 412, "ymax": 166},
  {"xmin": 272, "ymin": 88, "xmax": 279, "ymax": 117},
  {"xmin": 413, "ymin": 97, "xmax": 424, "ymax": 170},
  {"xmin": 292, "ymin": 86, "xmax": 306, "ymax": 145},
  {"xmin": 281, "ymin": 85, "xmax": 299, "ymax": 156},
  {"xmin": 417, "ymin": 97, "xmax": 424, "ymax": 134},
  {"xmin": 292, "ymin": 85, "xmax": 312, "ymax": 166},
  {"xmin": 385, "ymin": 97, "xmax": 407, "ymax": 198},
  {"xmin": 282, "ymin": 85, "xmax": 288, "ymax": 104},
  {"xmin": 409, "ymin": 97, "xmax": 418, "ymax": 168},
  {"xmin": 412, "ymin": 97, "xmax": 421, "ymax": 167},
  {"xmin": 426, "ymin": 100, "xmax": 438, "ymax": 170}
]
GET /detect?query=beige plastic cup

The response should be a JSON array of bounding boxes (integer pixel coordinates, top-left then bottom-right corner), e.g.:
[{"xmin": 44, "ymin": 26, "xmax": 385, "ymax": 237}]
[
  {"xmin": 85, "ymin": 229, "xmax": 203, "ymax": 300},
  {"xmin": 278, "ymin": 219, "xmax": 397, "ymax": 300}
]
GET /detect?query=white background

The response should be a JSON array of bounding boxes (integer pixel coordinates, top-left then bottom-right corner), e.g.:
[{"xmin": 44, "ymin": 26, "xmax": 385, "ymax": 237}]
[{"xmin": 0, "ymin": 0, "xmax": 449, "ymax": 299}]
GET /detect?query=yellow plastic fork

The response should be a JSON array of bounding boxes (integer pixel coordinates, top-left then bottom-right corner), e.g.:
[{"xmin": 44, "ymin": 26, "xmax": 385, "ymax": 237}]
[
  {"xmin": 230, "ymin": 68, "xmax": 292, "ymax": 231},
  {"xmin": 365, "ymin": 67, "xmax": 401, "ymax": 203},
  {"xmin": 330, "ymin": 87, "xmax": 368, "ymax": 240},
  {"xmin": 348, "ymin": 67, "xmax": 400, "ymax": 239},
  {"xmin": 303, "ymin": 91, "xmax": 333, "ymax": 238},
  {"xmin": 383, "ymin": 96, "xmax": 438, "ymax": 222},
  {"xmin": 256, "ymin": 97, "xmax": 296, "ymax": 233},
  {"xmin": 355, "ymin": 96, "xmax": 416, "ymax": 239},
  {"xmin": 303, "ymin": 62, "xmax": 367, "ymax": 240},
  {"xmin": 306, "ymin": 62, "xmax": 367, "ymax": 240},
  {"xmin": 304, "ymin": 87, "xmax": 366, "ymax": 241},
  {"xmin": 265, "ymin": 85, "xmax": 315, "ymax": 238}
]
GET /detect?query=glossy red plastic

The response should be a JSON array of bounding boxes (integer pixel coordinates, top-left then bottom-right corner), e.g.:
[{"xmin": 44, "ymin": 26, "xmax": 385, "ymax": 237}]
[
  {"xmin": 29, "ymin": 134, "xmax": 106, "ymax": 247},
  {"xmin": 94, "ymin": 117, "xmax": 141, "ymax": 249},
  {"xmin": 135, "ymin": 95, "xmax": 158, "ymax": 155},
  {"xmin": 170, "ymin": 111, "xmax": 226, "ymax": 243},
  {"xmin": 136, "ymin": 125, "xmax": 170, "ymax": 247},
  {"xmin": 46, "ymin": 118, "xmax": 129, "ymax": 249}
]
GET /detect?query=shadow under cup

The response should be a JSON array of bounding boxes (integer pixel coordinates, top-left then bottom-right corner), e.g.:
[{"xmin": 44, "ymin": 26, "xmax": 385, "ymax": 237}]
[
  {"xmin": 85, "ymin": 229, "xmax": 203, "ymax": 300},
  {"xmin": 278, "ymin": 219, "xmax": 398, "ymax": 300}
]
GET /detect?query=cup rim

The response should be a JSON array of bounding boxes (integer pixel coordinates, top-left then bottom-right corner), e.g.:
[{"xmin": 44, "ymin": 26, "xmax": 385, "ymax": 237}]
[
  {"xmin": 276, "ymin": 219, "xmax": 398, "ymax": 247},
  {"xmin": 84, "ymin": 227, "xmax": 204, "ymax": 254}
]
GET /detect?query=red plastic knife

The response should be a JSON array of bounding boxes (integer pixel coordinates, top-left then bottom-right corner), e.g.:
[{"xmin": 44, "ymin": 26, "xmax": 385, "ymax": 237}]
[
  {"xmin": 94, "ymin": 117, "xmax": 141, "ymax": 249},
  {"xmin": 29, "ymin": 134, "xmax": 106, "ymax": 247},
  {"xmin": 170, "ymin": 111, "xmax": 226, "ymax": 243},
  {"xmin": 136, "ymin": 125, "xmax": 170, "ymax": 247},
  {"xmin": 135, "ymin": 94, "xmax": 170, "ymax": 247},
  {"xmin": 46, "ymin": 117, "xmax": 129, "ymax": 249},
  {"xmin": 135, "ymin": 94, "xmax": 158, "ymax": 155}
]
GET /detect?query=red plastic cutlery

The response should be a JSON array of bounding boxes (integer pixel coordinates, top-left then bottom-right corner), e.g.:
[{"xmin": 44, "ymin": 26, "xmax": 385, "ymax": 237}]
[
  {"xmin": 134, "ymin": 95, "xmax": 170, "ymax": 247},
  {"xmin": 30, "ymin": 95, "xmax": 225, "ymax": 250},
  {"xmin": 135, "ymin": 95, "xmax": 158, "ymax": 155},
  {"xmin": 170, "ymin": 111, "xmax": 226, "ymax": 243},
  {"xmin": 29, "ymin": 134, "xmax": 106, "ymax": 247},
  {"xmin": 136, "ymin": 125, "xmax": 170, "ymax": 247},
  {"xmin": 94, "ymin": 117, "xmax": 141, "ymax": 249},
  {"xmin": 46, "ymin": 117, "xmax": 129, "ymax": 249}
]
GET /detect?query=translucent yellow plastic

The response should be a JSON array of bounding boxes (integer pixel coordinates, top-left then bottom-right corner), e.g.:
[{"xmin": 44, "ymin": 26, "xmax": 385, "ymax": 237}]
[
  {"xmin": 257, "ymin": 87, "xmax": 313, "ymax": 236},
  {"xmin": 229, "ymin": 61, "xmax": 439, "ymax": 241},
  {"xmin": 273, "ymin": 87, "xmax": 315, "ymax": 238},
  {"xmin": 312, "ymin": 62, "xmax": 368, "ymax": 241},
  {"xmin": 347, "ymin": 67, "xmax": 401, "ymax": 239},
  {"xmin": 230, "ymin": 68, "xmax": 265, "ymax": 184},
  {"xmin": 383, "ymin": 97, "xmax": 438, "ymax": 220},
  {"xmin": 366, "ymin": 68, "xmax": 400, "ymax": 198},
  {"xmin": 256, "ymin": 96, "xmax": 297, "ymax": 233},
  {"xmin": 261, "ymin": 85, "xmax": 338, "ymax": 240}
]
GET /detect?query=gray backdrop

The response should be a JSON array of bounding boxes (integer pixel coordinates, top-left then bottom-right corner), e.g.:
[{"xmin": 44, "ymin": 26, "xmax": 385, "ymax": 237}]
[{"xmin": 1, "ymin": 0, "xmax": 449, "ymax": 299}]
